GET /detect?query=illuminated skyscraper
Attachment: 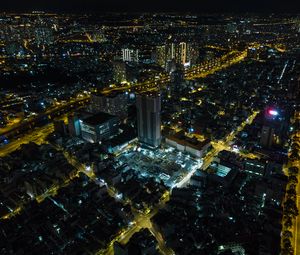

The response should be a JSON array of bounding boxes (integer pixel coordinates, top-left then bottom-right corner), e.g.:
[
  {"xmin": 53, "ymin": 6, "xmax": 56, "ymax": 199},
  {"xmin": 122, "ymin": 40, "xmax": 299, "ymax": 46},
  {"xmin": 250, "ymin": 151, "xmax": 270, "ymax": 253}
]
[
  {"xmin": 176, "ymin": 42, "xmax": 187, "ymax": 65},
  {"xmin": 122, "ymin": 48, "xmax": 139, "ymax": 62},
  {"xmin": 166, "ymin": 43, "xmax": 176, "ymax": 63},
  {"xmin": 260, "ymin": 108, "xmax": 286, "ymax": 148},
  {"xmin": 136, "ymin": 92, "xmax": 161, "ymax": 148},
  {"xmin": 155, "ymin": 45, "xmax": 166, "ymax": 68},
  {"xmin": 165, "ymin": 42, "xmax": 194, "ymax": 66},
  {"xmin": 186, "ymin": 43, "xmax": 199, "ymax": 66}
]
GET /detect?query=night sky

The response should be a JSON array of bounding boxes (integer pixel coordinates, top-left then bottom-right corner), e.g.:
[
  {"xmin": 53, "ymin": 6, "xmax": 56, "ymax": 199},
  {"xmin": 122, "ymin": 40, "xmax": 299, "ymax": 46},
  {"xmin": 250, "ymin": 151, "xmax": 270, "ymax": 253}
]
[{"xmin": 1, "ymin": 0, "xmax": 300, "ymax": 13}]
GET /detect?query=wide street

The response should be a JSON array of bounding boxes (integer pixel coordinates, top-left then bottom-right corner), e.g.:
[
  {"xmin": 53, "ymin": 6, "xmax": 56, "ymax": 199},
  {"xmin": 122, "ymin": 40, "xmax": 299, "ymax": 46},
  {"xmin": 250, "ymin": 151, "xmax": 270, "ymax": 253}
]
[{"xmin": 0, "ymin": 123, "xmax": 54, "ymax": 157}]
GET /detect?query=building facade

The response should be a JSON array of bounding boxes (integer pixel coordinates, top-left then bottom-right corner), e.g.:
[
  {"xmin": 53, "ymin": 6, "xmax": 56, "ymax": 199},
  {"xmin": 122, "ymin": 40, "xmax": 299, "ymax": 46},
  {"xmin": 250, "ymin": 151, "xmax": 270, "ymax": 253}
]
[
  {"xmin": 113, "ymin": 61, "xmax": 127, "ymax": 83},
  {"xmin": 122, "ymin": 48, "xmax": 139, "ymax": 63},
  {"xmin": 68, "ymin": 115, "xmax": 81, "ymax": 137},
  {"xmin": 91, "ymin": 92, "xmax": 127, "ymax": 118},
  {"xmin": 136, "ymin": 92, "xmax": 161, "ymax": 148},
  {"xmin": 80, "ymin": 112, "xmax": 119, "ymax": 143}
]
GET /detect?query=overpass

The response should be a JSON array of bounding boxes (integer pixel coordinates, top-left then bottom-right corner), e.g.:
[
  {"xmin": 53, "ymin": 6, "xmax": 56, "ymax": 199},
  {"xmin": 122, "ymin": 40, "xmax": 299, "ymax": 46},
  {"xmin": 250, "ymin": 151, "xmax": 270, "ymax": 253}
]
[{"xmin": 0, "ymin": 96, "xmax": 90, "ymax": 140}]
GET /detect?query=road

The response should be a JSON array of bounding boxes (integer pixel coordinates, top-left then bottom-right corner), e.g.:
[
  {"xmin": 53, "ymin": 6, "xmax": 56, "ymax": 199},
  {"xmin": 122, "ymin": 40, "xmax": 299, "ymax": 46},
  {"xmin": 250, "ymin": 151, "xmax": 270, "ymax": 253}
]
[
  {"xmin": 291, "ymin": 112, "xmax": 300, "ymax": 255},
  {"xmin": 0, "ymin": 46, "xmax": 252, "ymax": 143},
  {"xmin": 0, "ymin": 46, "xmax": 260, "ymax": 252},
  {"xmin": 296, "ymin": 191, "xmax": 300, "ymax": 255},
  {"xmin": 58, "ymin": 145, "xmax": 174, "ymax": 255},
  {"xmin": 95, "ymin": 110, "xmax": 259, "ymax": 255},
  {"xmin": 0, "ymin": 116, "xmax": 22, "ymax": 134},
  {"xmin": 281, "ymin": 111, "xmax": 300, "ymax": 255},
  {"xmin": 0, "ymin": 123, "xmax": 54, "ymax": 157},
  {"xmin": 97, "ymin": 191, "xmax": 173, "ymax": 255},
  {"xmin": 101, "ymin": 47, "xmax": 253, "ymax": 96},
  {"xmin": 0, "ymin": 141, "xmax": 79, "ymax": 220},
  {"xmin": 201, "ymin": 111, "xmax": 259, "ymax": 170},
  {"xmin": 185, "ymin": 49, "xmax": 248, "ymax": 80},
  {"xmin": 0, "ymin": 96, "xmax": 89, "ymax": 138},
  {"xmin": 0, "ymin": 108, "xmax": 258, "ymax": 251}
]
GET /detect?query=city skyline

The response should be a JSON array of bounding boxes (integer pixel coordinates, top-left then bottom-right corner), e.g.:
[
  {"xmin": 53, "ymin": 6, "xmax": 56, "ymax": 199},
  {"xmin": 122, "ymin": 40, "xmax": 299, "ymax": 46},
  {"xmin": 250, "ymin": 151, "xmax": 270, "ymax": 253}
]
[
  {"xmin": 0, "ymin": 9, "xmax": 299, "ymax": 255},
  {"xmin": 1, "ymin": 0, "xmax": 300, "ymax": 13}
]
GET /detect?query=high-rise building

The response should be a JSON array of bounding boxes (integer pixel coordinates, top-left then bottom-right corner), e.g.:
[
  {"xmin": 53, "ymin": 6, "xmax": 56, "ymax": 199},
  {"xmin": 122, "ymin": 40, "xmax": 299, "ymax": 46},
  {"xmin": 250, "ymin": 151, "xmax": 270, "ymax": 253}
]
[
  {"xmin": 91, "ymin": 92, "xmax": 128, "ymax": 118},
  {"xmin": 122, "ymin": 48, "xmax": 139, "ymax": 62},
  {"xmin": 165, "ymin": 59, "xmax": 177, "ymax": 73},
  {"xmin": 170, "ymin": 64, "xmax": 185, "ymax": 94},
  {"xmin": 113, "ymin": 61, "xmax": 127, "ymax": 83},
  {"xmin": 68, "ymin": 115, "xmax": 81, "ymax": 137},
  {"xmin": 175, "ymin": 42, "xmax": 187, "ymax": 65},
  {"xmin": 186, "ymin": 43, "xmax": 199, "ymax": 66},
  {"xmin": 155, "ymin": 42, "xmax": 198, "ymax": 69},
  {"xmin": 155, "ymin": 45, "xmax": 166, "ymax": 68},
  {"xmin": 260, "ymin": 125, "xmax": 275, "ymax": 148},
  {"xmin": 136, "ymin": 92, "xmax": 161, "ymax": 148},
  {"xmin": 260, "ymin": 108, "xmax": 286, "ymax": 148},
  {"xmin": 166, "ymin": 43, "xmax": 176, "ymax": 63}
]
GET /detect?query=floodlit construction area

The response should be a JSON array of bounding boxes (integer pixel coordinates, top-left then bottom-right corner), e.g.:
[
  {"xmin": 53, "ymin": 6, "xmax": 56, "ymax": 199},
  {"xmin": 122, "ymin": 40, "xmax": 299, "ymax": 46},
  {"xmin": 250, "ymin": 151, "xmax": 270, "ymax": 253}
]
[{"xmin": 117, "ymin": 145, "xmax": 202, "ymax": 187}]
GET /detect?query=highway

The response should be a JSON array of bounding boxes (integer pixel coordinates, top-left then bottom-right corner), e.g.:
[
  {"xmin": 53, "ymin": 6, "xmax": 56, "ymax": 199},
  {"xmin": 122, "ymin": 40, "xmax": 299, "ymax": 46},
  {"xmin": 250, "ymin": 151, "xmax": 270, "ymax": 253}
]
[
  {"xmin": 0, "ymin": 123, "xmax": 54, "ymax": 157},
  {"xmin": 101, "ymin": 47, "xmax": 251, "ymax": 96},
  {"xmin": 0, "ymin": 45, "xmax": 253, "ymax": 142},
  {"xmin": 0, "ymin": 45, "xmax": 260, "ymax": 253},
  {"xmin": 185, "ymin": 49, "xmax": 248, "ymax": 80},
  {"xmin": 0, "ymin": 95, "xmax": 89, "ymax": 138}
]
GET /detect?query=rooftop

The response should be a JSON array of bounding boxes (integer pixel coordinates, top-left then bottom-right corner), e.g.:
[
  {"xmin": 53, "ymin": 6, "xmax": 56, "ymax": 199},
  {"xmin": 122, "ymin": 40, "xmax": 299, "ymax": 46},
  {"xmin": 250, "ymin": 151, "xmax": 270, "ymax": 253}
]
[{"xmin": 81, "ymin": 112, "xmax": 116, "ymax": 126}]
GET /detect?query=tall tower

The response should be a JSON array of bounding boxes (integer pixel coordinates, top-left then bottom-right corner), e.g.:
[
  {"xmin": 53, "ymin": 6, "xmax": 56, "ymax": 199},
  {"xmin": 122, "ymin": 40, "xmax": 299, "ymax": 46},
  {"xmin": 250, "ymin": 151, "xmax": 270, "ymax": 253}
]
[
  {"xmin": 113, "ymin": 61, "xmax": 127, "ymax": 83},
  {"xmin": 136, "ymin": 92, "xmax": 161, "ymax": 148},
  {"xmin": 68, "ymin": 114, "xmax": 81, "ymax": 137},
  {"xmin": 170, "ymin": 64, "xmax": 185, "ymax": 95},
  {"xmin": 260, "ymin": 108, "xmax": 285, "ymax": 148},
  {"xmin": 155, "ymin": 45, "xmax": 166, "ymax": 68},
  {"xmin": 260, "ymin": 125, "xmax": 275, "ymax": 148},
  {"xmin": 122, "ymin": 48, "xmax": 139, "ymax": 62},
  {"xmin": 166, "ymin": 43, "xmax": 176, "ymax": 62},
  {"xmin": 178, "ymin": 42, "xmax": 187, "ymax": 65}
]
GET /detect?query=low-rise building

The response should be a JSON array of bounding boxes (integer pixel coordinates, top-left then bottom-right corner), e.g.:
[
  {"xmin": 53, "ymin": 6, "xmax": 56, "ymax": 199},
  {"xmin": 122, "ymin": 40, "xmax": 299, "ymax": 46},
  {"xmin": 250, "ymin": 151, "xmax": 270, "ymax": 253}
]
[
  {"xmin": 166, "ymin": 131, "xmax": 210, "ymax": 157},
  {"xmin": 80, "ymin": 112, "xmax": 119, "ymax": 143}
]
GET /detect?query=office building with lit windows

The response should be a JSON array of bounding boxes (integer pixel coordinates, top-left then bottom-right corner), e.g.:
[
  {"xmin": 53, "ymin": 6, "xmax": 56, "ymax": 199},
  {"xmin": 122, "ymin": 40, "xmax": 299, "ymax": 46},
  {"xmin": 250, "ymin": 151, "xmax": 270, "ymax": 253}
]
[
  {"xmin": 91, "ymin": 92, "xmax": 128, "ymax": 119},
  {"xmin": 80, "ymin": 112, "xmax": 119, "ymax": 143},
  {"xmin": 122, "ymin": 48, "xmax": 139, "ymax": 62}
]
